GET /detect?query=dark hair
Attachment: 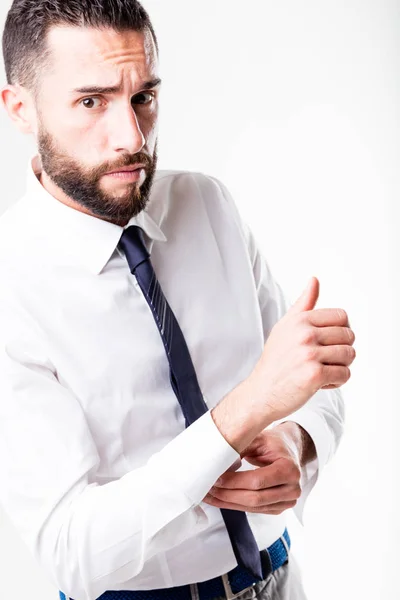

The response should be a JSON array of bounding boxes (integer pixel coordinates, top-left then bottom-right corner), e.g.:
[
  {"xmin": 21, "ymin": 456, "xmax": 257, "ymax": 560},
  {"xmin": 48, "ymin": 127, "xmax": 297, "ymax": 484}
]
[{"xmin": 2, "ymin": 0, "xmax": 159, "ymax": 96}]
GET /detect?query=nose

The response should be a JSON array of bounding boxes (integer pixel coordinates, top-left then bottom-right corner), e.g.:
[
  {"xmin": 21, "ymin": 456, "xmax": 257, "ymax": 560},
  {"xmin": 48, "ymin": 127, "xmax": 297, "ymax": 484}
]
[{"xmin": 109, "ymin": 103, "xmax": 146, "ymax": 154}]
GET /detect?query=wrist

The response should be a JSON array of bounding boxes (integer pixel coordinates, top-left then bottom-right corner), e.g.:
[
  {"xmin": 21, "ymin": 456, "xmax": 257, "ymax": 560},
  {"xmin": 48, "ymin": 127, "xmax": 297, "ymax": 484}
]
[{"xmin": 211, "ymin": 377, "xmax": 275, "ymax": 454}]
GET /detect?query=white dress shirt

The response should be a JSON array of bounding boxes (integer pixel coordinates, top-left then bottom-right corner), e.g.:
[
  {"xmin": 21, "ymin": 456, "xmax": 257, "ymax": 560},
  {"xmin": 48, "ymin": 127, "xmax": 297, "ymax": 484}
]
[{"xmin": 0, "ymin": 154, "xmax": 344, "ymax": 600}]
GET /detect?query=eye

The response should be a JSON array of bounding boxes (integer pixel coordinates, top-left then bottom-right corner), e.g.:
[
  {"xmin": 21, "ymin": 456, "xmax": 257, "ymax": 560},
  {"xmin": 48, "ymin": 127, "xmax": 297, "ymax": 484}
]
[
  {"xmin": 80, "ymin": 97, "xmax": 103, "ymax": 109},
  {"xmin": 132, "ymin": 91, "xmax": 155, "ymax": 105}
]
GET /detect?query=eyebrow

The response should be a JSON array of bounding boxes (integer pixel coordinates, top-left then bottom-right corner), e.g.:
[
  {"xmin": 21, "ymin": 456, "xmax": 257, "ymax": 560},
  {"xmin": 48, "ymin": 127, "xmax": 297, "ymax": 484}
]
[{"xmin": 70, "ymin": 77, "xmax": 162, "ymax": 95}]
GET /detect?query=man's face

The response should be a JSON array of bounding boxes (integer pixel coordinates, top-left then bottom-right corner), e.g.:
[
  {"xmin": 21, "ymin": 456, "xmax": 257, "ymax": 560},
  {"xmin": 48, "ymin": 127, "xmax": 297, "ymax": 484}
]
[{"xmin": 34, "ymin": 25, "xmax": 161, "ymax": 226}]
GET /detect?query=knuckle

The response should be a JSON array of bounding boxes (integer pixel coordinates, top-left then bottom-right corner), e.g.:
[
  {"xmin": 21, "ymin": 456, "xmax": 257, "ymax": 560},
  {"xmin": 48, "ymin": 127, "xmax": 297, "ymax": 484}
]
[
  {"xmin": 307, "ymin": 363, "xmax": 323, "ymax": 384},
  {"xmin": 300, "ymin": 327, "xmax": 316, "ymax": 345},
  {"xmin": 303, "ymin": 345, "xmax": 318, "ymax": 362},
  {"xmin": 293, "ymin": 483, "xmax": 302, "ymax": 498},
  {"xmin": 347, "ymin": 328, "xmax": 356, "ymax": 344},
  {"xmin": 336, "ymin": 308, "xmax": 348, "ymax": 322},
  {"xmin": 297, "ymin": 312, "xmax": 310, "ymax": 324},
  {"xmin": 280, "ymin": 457, "xmax": 292, "ymax": 475},
  {"xmin": 290, "ymin": 463, "xmax": 301, "ymax": 483},
  {"xmin": 293, "ymin": 462, "xmax": 301, "ymax": 478}
]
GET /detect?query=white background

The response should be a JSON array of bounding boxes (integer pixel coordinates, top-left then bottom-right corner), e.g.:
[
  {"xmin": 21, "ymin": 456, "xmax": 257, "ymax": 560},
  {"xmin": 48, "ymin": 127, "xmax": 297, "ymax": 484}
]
[{"xmin": 0, "ymin": 1, "xmax": 398, "ymax": 599}]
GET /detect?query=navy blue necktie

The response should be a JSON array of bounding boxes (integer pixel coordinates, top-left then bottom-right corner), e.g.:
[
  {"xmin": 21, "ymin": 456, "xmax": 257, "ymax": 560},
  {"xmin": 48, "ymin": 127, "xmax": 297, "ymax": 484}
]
[{"xmin": 118, "ymin": 225, "xmax": 264, "ymax": 582}]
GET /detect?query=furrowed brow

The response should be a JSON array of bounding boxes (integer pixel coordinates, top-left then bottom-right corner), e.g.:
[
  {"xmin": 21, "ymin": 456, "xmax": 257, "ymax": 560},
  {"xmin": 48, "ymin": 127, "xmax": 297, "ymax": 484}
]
[{"xmin": 71, "ymin": 77, "xmax": 162, "ymax": 95}]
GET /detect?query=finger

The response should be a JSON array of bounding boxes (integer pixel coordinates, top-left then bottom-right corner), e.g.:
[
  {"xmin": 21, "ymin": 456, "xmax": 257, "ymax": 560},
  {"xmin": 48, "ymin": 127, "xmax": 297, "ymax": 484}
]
[
  {"xmin": 321, "ymin": 364, "xmax": 351, "ymax": 386},
  {"xmin": 215, "ymin": 463, "xmax": 289, "ymax": 490},
  {"xmin": 315, "ymin": 344, "xmax": 356, "ymax": 366},
  {"xmin": 306, "ymin": 308, "xmax": 350, "ymax": 328},
  {"xmin": 203, "ymin": 494, "xmax": 297, "ymax": 514},
  {"xmin": 265, "ymin": 500, "xmax": 297, "ymax": 514},
  {"xmin": 316, "ymin": 326, "xmax": 355, "ymax": 346},
  {"xmin": 262, "ymin": 500, "xmax": 298, "ymax": 511},
  {"xmin": 209, "ymin": 483, "xmax": 300, "ymax": 507}
]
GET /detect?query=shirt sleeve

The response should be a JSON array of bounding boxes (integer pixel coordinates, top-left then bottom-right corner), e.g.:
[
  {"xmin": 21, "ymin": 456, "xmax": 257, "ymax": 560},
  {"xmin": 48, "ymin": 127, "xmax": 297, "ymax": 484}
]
[
  {"xmin": 0, "ymin": 296, "xmax": 240, "ymax": 600},
  {"xmin": 210, "ymin": 176, "xmax": 346, "ymax": 526}
]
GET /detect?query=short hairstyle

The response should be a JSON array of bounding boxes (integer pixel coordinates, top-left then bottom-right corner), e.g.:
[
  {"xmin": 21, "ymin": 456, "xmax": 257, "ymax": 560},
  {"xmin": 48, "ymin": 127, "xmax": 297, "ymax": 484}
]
[{"xmin": 2, "ymin": 0, "xmax": 159, "ymax": 96}]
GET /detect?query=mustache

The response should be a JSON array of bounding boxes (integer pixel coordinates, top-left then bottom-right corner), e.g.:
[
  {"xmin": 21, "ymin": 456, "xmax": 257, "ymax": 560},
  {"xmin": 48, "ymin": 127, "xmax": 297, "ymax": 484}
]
[{"xmin": 98, "ymin": 153, "xmax": 153, "ymax": 176}]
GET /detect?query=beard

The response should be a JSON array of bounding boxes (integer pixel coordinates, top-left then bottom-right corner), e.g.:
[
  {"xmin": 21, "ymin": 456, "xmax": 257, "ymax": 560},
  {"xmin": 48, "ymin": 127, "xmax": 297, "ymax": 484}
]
[{"xmin": 37, "ymin": 123, "xmax": 158, "ymax": 226}]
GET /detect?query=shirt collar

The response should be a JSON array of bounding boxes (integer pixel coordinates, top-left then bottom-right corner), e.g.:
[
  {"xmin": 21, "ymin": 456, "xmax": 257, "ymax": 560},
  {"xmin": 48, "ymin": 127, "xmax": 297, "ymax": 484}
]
[{"xmin": 25, "ymin": 153, "xmax": 167, "ymax": 275}]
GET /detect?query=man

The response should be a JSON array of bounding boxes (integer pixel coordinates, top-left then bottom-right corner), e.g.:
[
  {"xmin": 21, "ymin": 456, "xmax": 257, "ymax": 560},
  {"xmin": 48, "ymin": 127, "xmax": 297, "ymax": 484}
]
[{"xmin": 0, "ymin": 1, "xmax": 355, "ymax": 599}]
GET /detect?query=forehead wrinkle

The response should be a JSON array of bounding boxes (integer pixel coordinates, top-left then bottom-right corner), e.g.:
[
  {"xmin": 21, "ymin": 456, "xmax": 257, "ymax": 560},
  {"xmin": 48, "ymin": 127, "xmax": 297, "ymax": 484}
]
[
  {"xmin": 93, "ymin": 32, "xmax": 154, "ymax": 62},
  {"xmin": 44, "ymin": 27, "xmax": 157, "ymax": 91},
  {"xmin": 101, "ymin": 50, "xmax": 147, "ymax": 66}
]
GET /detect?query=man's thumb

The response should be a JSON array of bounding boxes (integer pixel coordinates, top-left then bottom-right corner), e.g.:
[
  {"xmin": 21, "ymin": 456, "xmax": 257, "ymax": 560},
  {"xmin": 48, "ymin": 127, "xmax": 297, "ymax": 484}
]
[{"xmin": 287, "ymin": 276, "xmax": 320, "ymax": 315}]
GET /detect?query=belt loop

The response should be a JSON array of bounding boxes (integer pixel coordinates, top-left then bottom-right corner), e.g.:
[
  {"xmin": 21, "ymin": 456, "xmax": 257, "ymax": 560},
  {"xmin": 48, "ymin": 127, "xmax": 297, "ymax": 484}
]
[
  {"xmin": 280, "ymin": 532, "xmax": 290, "ymax": 561},
  {"xmin": 221, "ymin": 573, "xmax": 256, "ymax": 600},
  {"xmin": 190, "ymin": 582, "xmax": 200, "ymax": 600}
]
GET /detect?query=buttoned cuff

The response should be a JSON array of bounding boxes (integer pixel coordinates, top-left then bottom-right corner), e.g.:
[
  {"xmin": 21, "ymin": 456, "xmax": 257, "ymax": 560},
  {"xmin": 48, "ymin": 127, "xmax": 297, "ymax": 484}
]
[{"xmin": 146, "ymin": 409, "xmax": 241, "ymax": 506}]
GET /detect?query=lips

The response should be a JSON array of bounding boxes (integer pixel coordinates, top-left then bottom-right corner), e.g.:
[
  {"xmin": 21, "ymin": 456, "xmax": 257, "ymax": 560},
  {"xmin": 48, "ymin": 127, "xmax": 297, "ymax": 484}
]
[{"xmin": 106, "ymin": 165, "xmax": 146, "ymax": 175}]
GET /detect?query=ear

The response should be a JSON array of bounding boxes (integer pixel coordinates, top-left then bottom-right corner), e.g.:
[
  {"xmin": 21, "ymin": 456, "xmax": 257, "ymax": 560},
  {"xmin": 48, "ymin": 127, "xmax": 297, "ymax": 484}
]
[{"xmin": 1, "ymin": 83, "xmax": 37, "ymax": 135}]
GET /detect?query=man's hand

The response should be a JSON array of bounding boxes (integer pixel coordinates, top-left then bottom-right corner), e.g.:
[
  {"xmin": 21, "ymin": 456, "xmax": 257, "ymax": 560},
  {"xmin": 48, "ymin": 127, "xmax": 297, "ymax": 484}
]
[
  {"xmin": 211, "ymin": 277, "xmax": 354, "ymax": 456},
  {"xmin": 202, "ymin": 422, "xmax": 316, "ymax": 514}
]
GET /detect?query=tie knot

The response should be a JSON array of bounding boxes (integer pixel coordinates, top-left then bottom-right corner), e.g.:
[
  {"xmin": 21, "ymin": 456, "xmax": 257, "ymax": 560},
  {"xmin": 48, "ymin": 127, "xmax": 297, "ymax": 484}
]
[{"xmin": 119, "ymin": 225, "xmax": 151, "ymax": 273}]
